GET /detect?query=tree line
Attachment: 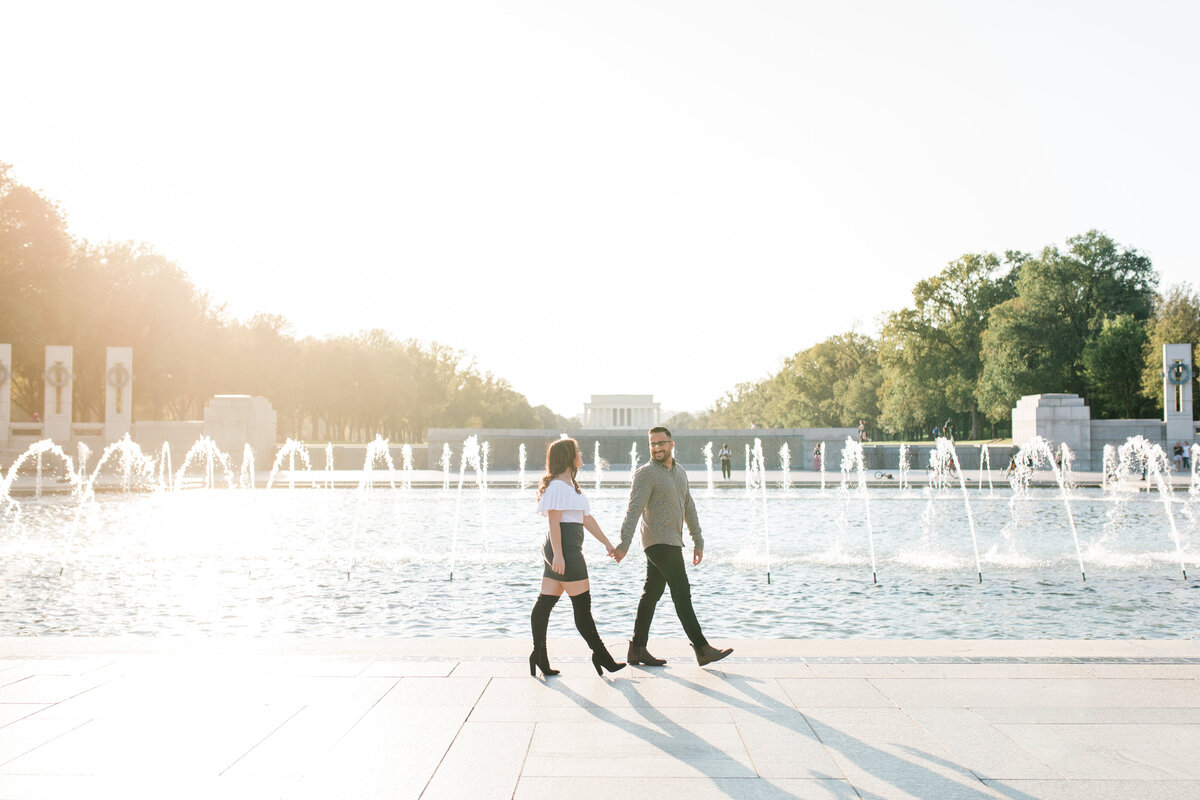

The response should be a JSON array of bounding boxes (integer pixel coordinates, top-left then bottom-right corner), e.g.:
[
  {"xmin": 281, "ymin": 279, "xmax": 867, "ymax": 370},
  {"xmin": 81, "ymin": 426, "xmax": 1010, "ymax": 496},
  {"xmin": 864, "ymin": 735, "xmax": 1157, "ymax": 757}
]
[
  {"xmin": 0, "ymin": 163, "xmax": 573, "ymax": 441},
  {"xmin": 672, "ymin": 232, "xmax": 1200, "ymax": 440}
]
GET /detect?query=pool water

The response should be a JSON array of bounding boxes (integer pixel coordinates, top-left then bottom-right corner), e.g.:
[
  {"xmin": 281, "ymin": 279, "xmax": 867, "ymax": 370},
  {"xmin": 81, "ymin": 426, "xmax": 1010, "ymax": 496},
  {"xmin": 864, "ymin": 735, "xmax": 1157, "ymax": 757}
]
[{"xmin": 2, "ymin": 486, "xmax": 1197, "ymax": 638}]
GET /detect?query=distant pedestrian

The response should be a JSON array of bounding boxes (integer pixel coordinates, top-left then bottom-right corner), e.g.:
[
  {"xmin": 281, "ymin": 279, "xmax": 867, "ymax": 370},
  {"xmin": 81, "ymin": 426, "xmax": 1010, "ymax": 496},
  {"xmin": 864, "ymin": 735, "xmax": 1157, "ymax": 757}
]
[
  {"xmin": 1003, "ymin": 454, "xmax": 1017, "ymax": 479},
  {"xmin": 1173, "ymin": 442, "xmax": 1184, "ymax": 472},
  {"xmin": 943, "ymin": 418, "xmax": 954, "ymax": 441},
  {"xmin": 812, "ymin": 445, "xmax": 822, "ymax": 471},
  {"xmin": 858, "ymin": 419, "xmax": 867, "ymax": 443},
  {"xmin": 717, "ymin": 443, "xmax": 732, "ymax": 479},
  {"xmin": 932, "ymin": 425, "xmax": 940, "ymax": 440}
]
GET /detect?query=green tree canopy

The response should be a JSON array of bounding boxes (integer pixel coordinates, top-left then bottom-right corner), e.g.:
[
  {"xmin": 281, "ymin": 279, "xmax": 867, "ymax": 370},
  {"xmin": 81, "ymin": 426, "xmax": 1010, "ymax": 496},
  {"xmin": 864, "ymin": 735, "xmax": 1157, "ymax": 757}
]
[
  {"xmin": 976, "ymin": 231, "xmax": 1157, "ymax": 420},
  {"xmin": 1081, "ymin": 314, "xmax": 1153, "ymax": 419},
  {"xmin": 697, "ymin": 332, "xmax": 881, "ymax": 430},
  {"xmin": 1140, "ymin": 283, "xmax": 1200, "ymax": 413},
  {"xmin": 878, "ymin": 252, "xmax": 1017, "ymax": 438}
]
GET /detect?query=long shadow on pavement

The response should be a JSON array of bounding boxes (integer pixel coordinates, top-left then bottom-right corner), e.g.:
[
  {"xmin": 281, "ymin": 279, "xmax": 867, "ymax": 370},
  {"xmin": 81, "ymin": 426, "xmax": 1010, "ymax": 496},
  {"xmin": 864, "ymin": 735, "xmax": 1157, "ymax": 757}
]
[
  {"xmin": 545, "ymin": 670, "xmax": 845, "ymax": 799},
  {"xmin": 649, "ymin": 666, "xmax": 1040, "ymax": 800}
]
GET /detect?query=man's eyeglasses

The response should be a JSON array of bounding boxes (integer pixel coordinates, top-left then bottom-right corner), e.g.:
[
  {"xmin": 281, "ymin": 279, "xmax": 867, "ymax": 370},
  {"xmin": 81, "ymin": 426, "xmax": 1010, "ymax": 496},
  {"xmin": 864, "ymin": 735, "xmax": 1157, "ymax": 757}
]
[{"xmin": 649, "ymin": 440, "xmax": 672, "ymax": 448}]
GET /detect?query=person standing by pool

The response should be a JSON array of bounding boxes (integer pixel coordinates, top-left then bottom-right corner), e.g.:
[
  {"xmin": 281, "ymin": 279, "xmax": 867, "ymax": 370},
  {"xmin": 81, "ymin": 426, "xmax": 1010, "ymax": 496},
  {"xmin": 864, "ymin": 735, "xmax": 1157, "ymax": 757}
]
[
  {"xmin": 529, "ymin": 438, "xmax": 626, "ymax": 678},
  {"xmin": 614, "ymin": 427, "xmax": 733, "ymax": 667},
  {"xmin": 717, "ymin": 443, "xmax": 732, "ymax": 480}
]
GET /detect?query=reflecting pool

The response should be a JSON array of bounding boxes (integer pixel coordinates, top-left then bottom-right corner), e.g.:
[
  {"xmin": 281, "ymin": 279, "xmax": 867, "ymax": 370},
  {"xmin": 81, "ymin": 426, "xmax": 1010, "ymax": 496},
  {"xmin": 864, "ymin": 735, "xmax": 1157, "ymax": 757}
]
[{"xmin": 3, "ymin": 485, "xmax": 1198, "ymax": 638}]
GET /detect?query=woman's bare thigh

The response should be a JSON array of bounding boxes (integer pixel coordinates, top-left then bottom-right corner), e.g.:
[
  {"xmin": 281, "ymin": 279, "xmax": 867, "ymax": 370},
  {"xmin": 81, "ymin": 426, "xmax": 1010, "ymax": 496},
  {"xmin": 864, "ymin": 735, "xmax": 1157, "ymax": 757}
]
[{"xmin": 540, "ymin": 577, "xmax": 590, "ymax": 596}]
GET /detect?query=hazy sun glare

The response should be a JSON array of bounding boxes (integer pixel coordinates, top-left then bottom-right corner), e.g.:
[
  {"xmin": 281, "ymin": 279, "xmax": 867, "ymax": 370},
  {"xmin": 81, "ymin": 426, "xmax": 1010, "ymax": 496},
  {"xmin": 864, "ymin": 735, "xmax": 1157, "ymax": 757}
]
[{"xmin": 3, "ymin": 0, "xmax": 1198, "ymax": 416}]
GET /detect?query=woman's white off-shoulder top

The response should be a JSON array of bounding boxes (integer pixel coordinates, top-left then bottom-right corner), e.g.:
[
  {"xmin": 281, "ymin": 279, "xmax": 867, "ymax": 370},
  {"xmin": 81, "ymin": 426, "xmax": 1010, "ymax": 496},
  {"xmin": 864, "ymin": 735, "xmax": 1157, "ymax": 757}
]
[{"xmin": 537, "ymin": 480, "xmax": 590, "ymax": 523}]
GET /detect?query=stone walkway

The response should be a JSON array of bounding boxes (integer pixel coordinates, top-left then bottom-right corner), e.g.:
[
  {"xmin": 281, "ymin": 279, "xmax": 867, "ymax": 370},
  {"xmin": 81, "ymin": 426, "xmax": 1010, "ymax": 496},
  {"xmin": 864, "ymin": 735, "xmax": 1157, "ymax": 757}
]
[{"xmin": 1, "ymin": 639, "xmax": 1199, "ymax": 799}]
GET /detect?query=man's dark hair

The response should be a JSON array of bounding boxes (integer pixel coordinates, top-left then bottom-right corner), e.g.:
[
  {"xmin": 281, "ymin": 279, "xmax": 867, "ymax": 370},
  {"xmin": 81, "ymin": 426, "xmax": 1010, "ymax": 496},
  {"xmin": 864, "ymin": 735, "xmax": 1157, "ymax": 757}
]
[{"xmin": 649, "ymin": 426, "xmax": 672, "ymax": 439}]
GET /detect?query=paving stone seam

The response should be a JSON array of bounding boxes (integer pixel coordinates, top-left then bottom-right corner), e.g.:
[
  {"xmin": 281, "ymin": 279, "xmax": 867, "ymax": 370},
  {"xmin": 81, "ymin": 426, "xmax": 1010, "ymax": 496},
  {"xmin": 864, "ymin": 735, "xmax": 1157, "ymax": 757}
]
[
  {"xmin": 915, "ymin": 705, "xmax": 1067, "ymax": 784},
  {"xmin": 327, "ymin": 677, "xmax": 401, "ymax": 750},
  {"xmin": 972, "ymin": 707, "xmax": 1067, "ymax": 780},
  {"xmin": 0, "ymin": 717, "xmax": 93, "ymax": 770},
  {"xmin": 727, "ymin": 716, "xmax": 758, "ymax": 780},
  {"xmin": 884, "ymin": 710, "xmax": 1005, "ymax": 800},
  {"xmin": 218, "ymin": 704, "xmax": 306, "ymax": 777},
  {"xmin": 789, "ymin": 704, "xmax": 880, "ymax": 792},
  {"xmin": 795, "ymin": 700, "xmax": 856, "ymax": 788},
  {"xmin": 419, "ymin": 693, "xmax": 471, "ymax": 799},
  {"xmin": 510, "ymin": 710, "xmax": 539, "ymax": 800},
  {"xmin": 419, "ymin": 676, "xmax": 498, "ymax": 798}
]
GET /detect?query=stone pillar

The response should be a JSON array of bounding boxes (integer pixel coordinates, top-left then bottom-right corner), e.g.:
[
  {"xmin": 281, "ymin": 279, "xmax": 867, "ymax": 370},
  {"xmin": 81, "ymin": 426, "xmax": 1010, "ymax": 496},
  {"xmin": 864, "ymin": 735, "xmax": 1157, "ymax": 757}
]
[
  {"xmin": 1163, "ymin": 343, "xmax": 1194, "ymax": 446},
  {"xmin": 0, "ymin": 344, "xmax": 10, "ymax": 447},
  {"xmin": 105, "ymin": 346, "xmax": 133, "ymax": 444},
  {"xmin": 203, "ymin": 395, "xmax": 278, "ymax": 468},
  {"xmin": 43, "ymin": 345, "xmax": 73, "ymax": 444},
  {"xmin": 1011, "ymin": 393, "xmax": 1092, "ymax": 466}
]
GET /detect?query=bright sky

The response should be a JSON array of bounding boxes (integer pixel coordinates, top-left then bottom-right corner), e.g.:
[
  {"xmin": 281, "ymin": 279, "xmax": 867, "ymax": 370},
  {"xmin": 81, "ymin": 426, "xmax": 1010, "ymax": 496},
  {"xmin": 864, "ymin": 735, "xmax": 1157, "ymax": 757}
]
[{"xmin": 3, "ymin": 1, "xmax": 1198, "ymax": 419}]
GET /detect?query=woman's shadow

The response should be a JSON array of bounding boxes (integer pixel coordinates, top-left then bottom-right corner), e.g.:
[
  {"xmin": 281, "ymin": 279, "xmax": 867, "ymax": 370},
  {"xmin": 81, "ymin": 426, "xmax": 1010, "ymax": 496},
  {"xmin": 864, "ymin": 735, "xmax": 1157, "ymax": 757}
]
[
  {"xmin": 545, "ymin": 672, "xmax": 817, "ymax": 799},
  {"xmin": 546, "ymin": 663, "xmax": 1039, "ymax": 800}
]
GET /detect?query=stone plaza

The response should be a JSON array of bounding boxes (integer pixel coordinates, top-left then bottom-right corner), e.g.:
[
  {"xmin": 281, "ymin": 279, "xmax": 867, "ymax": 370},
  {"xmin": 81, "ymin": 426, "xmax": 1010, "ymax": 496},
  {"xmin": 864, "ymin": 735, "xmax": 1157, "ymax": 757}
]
[{"xmin": 1, "ymin": 638, "xmax": 1199, "ymax": 799}]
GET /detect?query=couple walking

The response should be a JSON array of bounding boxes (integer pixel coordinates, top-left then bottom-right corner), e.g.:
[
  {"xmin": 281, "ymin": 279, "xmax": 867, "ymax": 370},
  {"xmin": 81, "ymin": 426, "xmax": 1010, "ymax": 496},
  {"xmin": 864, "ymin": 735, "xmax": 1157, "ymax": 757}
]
[{"xmin": 529, "ymin": 426, "xmax": 733, "ymax": 677}]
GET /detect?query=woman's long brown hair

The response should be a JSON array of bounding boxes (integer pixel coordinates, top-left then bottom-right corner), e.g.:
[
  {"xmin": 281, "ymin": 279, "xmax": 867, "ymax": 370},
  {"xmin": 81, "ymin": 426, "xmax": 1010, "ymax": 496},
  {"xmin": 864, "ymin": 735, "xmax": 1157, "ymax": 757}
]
[{"xmin": 537, "ymin": 438, "xmax": 582, "ymax": 499}]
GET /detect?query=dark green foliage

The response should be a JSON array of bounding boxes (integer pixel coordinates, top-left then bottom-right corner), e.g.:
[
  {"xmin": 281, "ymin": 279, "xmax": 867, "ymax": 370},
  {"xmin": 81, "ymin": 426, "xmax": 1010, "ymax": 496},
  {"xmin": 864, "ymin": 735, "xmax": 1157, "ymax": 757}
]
[
  {"xmin": 1082, "ymin": 315, "xmax": 1153, "ymax": 419},
  {"xmin": 878, "ymin": 252, "xmax": 1017, "ymax": 439},
  {"xmin": 695, "ymin": 332, "xmax": 881, "ymax": 430},
  {"xmin": 1140, "ymin": 284, "xmax": 1200, "ymax": 412},
  {"xmin": 697, "ymin": 231, "xmax": 1180, "ymax": 438},
  {"xmin": 976, "ymin": 231, "xmax": 1158, "ymax": 420}
]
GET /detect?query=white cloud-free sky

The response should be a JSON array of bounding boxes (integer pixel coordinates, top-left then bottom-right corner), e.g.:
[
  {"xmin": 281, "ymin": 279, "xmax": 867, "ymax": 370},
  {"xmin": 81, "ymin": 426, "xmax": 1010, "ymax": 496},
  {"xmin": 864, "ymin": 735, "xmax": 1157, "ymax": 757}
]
[{"xmin": 2, "ymin": 1, "xmax": 1197, "ymax": 419}]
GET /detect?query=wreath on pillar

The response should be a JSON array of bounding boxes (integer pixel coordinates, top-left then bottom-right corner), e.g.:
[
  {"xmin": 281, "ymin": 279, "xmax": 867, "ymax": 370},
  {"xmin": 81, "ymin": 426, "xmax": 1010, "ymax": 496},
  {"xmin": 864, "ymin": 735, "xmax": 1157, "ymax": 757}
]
[
  {"xmin": 45, "ymin": 363, "xmax": 71, "ymax": 387},
  {"xmin": 106, "ymin": 363, "xmax": 132, "ymax": 389},
  {"xmin": 1168, "ymin": 361, "xmax": 1192, "ymax": 386}
]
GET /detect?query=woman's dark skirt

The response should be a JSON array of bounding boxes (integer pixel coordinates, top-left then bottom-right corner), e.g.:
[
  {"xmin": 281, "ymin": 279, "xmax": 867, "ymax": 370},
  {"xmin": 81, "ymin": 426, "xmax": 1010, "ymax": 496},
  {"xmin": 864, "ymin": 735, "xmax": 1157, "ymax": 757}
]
[{"xmin": 542, "ymin": 522, "xmax": 588, "ymax": 581}]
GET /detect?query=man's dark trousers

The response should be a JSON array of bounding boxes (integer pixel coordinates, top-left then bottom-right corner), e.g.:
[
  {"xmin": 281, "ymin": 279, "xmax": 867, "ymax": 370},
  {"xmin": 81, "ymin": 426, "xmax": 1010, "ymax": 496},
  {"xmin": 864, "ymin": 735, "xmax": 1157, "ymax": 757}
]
[{"xmin": 631, "ymin": 543, "xmax": 708, "ymax": 647}]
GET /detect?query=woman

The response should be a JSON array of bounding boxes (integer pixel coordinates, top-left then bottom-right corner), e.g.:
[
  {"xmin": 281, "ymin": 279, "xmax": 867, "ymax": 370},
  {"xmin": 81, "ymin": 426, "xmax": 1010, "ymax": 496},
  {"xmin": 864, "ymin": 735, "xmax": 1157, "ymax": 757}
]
[{"xmin": 529, "ymin": 438, "xmax": 626, "ymax": 678}]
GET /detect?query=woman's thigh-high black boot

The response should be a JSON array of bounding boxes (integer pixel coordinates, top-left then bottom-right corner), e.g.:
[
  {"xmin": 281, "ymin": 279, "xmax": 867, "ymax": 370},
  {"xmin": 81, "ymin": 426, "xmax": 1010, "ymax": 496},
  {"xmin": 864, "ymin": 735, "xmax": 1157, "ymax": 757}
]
[
  {"xmin": 530, "ymin": 593, "xmax": 560, "ymax": 676},
  {"xmin": 569, "ymin": 591, "xmax": 626, "ymax": 675}
]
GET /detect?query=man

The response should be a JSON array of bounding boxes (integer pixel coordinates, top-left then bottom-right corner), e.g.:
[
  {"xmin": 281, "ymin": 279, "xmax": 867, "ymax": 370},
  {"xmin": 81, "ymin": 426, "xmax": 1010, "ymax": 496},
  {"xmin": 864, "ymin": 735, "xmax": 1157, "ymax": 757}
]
[
  {"xmin": 614, "ymin": 427, "xmax": 733, "ymax": 667},
  {"xmin": 717, "ymin": 443, "xmax": 732, "ymax": 480}
]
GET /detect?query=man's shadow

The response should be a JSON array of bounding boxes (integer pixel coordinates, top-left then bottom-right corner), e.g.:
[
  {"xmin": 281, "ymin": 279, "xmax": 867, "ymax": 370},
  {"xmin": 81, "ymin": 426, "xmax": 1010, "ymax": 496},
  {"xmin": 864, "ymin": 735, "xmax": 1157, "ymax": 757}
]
[
  {"xmin": 661, "ymin": 666, "xmax": 1042, "ymax": 800},
  {"xmin": 545, "ymin": 673, "xmax": 826, "ymax": 799},
  {"xmin": 547, "ymin": 663, "xmax": 1040, "ymax": 800}
]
